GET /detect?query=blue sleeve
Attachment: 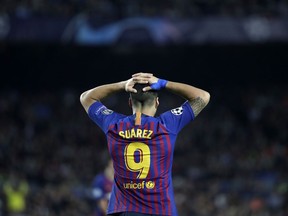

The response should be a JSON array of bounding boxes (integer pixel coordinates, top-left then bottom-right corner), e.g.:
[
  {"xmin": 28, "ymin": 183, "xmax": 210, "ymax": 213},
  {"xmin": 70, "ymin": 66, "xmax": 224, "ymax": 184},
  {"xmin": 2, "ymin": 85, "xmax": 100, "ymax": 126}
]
[
  {"xmin": 159, "ymin": 101, "xmax": 195, "ymax": 134},
  {"xmin": 87, "ymin": 101, "xmax": 118, "ymax": 133}
]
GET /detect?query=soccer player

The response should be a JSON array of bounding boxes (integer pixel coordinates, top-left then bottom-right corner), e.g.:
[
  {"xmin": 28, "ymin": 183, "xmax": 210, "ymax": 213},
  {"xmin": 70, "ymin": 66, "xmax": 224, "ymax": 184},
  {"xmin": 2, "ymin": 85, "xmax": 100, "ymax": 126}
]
[
  {"xmin": 91, "ymin": 159, "xmax": 114, "ymax": 216},
  {"xmin": 80, "ymin": 72, "xmax": 210, "ymax": 216}
]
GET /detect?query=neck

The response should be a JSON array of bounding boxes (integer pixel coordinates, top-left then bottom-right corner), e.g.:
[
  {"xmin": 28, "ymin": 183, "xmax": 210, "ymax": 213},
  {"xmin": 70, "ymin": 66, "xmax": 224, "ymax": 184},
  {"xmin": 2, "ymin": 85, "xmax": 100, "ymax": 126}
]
[{"xmin": 132, "ymin": 107, "xmax": 156, "ymax": 117}]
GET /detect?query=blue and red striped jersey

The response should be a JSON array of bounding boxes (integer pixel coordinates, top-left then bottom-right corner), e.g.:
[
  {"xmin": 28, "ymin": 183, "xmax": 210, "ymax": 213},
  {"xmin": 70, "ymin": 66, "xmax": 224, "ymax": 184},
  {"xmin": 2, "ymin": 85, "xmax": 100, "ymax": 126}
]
[
  {"xmin": 88, "ymin": 101, "xmax": 195, "ymax": 216},
  {"xmin": 91, "ymin": 172, "xmax": 113, "ymax": 216}
]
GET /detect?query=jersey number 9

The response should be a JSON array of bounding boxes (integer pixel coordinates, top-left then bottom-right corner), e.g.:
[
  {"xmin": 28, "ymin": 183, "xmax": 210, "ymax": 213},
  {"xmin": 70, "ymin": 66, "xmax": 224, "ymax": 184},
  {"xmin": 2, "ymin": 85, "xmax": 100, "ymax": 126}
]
[{"xmin": 124, "ymin": 142, "xmax": 151, "ymax": 179}]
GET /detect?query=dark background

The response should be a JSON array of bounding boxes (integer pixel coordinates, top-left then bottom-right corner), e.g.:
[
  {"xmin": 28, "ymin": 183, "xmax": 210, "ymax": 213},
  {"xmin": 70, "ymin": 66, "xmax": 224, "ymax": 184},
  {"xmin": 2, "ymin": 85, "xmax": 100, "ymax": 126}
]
[{"xmin": 1, "ymin": 42, "xmax": 287, "ymax": 91}]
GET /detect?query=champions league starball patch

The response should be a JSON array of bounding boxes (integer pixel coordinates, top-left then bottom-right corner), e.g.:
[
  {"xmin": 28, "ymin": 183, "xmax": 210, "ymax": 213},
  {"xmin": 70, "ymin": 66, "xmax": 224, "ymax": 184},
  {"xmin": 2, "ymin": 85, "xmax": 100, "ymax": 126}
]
[
  {"xmin": 171, "ymin": 107, "xmax": 183, "ymax": 115},
  {"xmin": 101, "ymin": 108, "xmax": 113, "ymax": 115}
]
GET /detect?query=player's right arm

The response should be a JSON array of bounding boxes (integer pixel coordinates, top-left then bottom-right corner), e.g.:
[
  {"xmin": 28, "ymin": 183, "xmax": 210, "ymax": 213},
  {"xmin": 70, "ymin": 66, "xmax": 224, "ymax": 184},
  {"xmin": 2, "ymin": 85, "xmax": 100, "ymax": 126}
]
[
  {"xmin": 132, "ymin": 72, "xmax": 210, "ymax": 117},
  {"xmin": 165, "ymin": 80, "xmax": 210, "ymax": 117}
]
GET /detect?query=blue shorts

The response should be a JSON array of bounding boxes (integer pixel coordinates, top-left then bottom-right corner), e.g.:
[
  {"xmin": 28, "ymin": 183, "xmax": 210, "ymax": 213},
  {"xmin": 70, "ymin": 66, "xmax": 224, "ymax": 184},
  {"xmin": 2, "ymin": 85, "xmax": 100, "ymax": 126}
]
[{"xmin": 108, "ymin": 212, "xmax": 165, "ymax": 216}]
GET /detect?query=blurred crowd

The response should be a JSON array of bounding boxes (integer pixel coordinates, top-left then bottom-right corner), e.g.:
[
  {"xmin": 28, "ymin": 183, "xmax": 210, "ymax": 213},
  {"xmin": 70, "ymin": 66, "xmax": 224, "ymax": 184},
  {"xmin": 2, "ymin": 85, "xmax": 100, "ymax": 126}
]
[
  {"xmin": 0, "ymin": 0, "xmax": 288, "ymax": 18},
  {"xmin": 0, "ymin": 83, "xmax": 288, "ymax": 216}
]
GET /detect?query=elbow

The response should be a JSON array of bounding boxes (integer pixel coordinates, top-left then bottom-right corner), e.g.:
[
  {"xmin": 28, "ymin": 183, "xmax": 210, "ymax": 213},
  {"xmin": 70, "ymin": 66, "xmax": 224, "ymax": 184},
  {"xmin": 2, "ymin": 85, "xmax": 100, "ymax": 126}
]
[
  {"xmin": 79, "ymin": 91, "xmax": 87, "ymax": 106},
  {"xmin": 79, "ymin": 93, "xmax": 84, "ymax": 104},
  {"xmin": 203, "ymin": 91, "xmax": 210, "ymax": 106}
]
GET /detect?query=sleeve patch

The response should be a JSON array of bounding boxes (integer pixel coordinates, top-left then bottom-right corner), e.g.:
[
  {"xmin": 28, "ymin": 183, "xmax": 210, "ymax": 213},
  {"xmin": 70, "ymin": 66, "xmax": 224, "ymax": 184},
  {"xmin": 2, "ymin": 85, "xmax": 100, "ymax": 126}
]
[
  {"xmin": 94, "ymin": 105, "xmax": 113, "ymax": 115},
  {"xmin": 171, "ymin": 106, "xmax": 183, "ymax": 115},
  {"xmin": 101, "ymin": 108, "xmax": 113, "ymax": 115}
]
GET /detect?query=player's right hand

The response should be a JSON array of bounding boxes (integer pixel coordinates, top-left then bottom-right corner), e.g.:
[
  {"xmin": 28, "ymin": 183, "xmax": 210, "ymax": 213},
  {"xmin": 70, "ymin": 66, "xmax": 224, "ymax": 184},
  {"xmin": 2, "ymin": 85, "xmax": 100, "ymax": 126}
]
[
  {"xmin": 131, "ymin": 72, "xmax": 159, "ymax": 91},
  {"xmin": 132, "ymin": 72, "xmax": 167, "ymax": 91}
]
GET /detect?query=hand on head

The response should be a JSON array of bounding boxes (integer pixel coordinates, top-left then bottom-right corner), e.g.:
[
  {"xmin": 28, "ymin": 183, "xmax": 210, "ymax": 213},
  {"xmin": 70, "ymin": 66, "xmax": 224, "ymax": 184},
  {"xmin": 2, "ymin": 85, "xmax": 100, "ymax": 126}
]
[
  {"xmin": 128, "ymin": 72, "xmax": 167, "ymax": 92},
  {"xmin": 124, "ymin": 78, "xmax": 138, "ymax": 93},
  {"xmin": 125, "ymin": 72, "xmax": 154, "ymax": 93}
]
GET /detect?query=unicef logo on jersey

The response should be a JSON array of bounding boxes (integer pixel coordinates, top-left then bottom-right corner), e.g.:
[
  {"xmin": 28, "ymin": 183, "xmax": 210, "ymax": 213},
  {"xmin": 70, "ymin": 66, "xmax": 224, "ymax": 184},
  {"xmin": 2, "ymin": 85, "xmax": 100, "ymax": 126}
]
[
  {"xmin": 123, "ymin": 180, "xmax": 155, "ymax": 190},
  {"xmin": 101, "ymin": 108, "xmax": 113, "ymax": 115},
  {"xmin": 145, "ymin": 181, "xmax": 155, "ymax": 189},
  {"xmin": 171, "ymin": 107, "xmax": 183, "ymax": 115}
]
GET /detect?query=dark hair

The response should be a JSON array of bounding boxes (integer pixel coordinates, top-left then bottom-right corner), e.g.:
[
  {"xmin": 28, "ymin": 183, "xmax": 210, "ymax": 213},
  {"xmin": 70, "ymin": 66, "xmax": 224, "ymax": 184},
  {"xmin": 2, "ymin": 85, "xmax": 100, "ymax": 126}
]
[{"xmin": 130, "ymin": 83, "xmax": 158, "ymax": 105}]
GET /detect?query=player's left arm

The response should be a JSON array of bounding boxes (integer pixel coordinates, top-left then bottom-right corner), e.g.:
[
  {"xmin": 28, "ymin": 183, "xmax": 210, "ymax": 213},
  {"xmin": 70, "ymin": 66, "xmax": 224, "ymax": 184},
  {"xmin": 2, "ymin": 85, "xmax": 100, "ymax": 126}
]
[
  {"xmin": 80, "ymin": 82, "xmax": 125, "ymax": 113},
  {"xmin": 80, "ymin": 77, "xmax": 148, "ymax": 113}
]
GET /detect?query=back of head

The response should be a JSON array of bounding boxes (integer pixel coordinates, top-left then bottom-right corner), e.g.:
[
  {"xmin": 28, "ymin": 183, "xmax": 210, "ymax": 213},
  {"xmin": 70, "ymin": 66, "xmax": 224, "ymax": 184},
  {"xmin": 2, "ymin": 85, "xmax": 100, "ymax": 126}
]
[{"xmin": 130, "ymin": 83, "xmax": 158, "ymax": 106}]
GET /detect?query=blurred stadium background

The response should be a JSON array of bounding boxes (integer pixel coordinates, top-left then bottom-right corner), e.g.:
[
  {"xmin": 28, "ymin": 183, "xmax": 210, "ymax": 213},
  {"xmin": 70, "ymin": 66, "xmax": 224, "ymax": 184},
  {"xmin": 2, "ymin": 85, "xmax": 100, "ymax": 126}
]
[{"xmin": 0, "ymin": 0, "xmax": 288, "ymax": 216}]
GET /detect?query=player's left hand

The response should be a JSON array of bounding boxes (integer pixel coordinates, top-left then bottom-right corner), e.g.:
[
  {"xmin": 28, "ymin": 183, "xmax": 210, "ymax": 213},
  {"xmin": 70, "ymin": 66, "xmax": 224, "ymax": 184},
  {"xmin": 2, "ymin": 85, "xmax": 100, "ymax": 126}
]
[
  {"xmin": 131, "ymin": 72, "xmax": 157, "ymax": 91},
  {"xmin": 125, "ymin": 73, "xmax": 152, "ymax": 93},
  {"xmin": 132, "ymin": 72, "xmax": 167, "ymax": 91},
  {"xmin": 124, "ymin": 76, "xmax": 149, "ymax": 93},
  {"xmin": 125, "ymin": 78, "xmax": 137, "ymax": 93}
]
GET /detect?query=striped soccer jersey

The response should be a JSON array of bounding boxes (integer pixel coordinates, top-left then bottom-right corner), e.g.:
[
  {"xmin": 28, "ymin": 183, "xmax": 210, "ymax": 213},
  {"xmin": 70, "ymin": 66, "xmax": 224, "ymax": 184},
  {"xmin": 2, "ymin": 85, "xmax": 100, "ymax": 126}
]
[{"xmin": 88, "ymin": 101, "xmax": 195, "ymax": 216}]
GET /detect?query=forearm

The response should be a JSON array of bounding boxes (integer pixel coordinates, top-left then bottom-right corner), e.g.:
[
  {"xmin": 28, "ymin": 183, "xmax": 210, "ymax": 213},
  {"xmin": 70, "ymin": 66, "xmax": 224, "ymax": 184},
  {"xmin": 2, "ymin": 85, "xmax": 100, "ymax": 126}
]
[
  {"xmin": 165, "ymin": 81, "xmax": 210, "ymax": 116},
  {"xmin": 80, "ymin": 81, "xmax": 126, "ymax": 112},
  {"xmin": 165, "ymin": 81, "xmax": 208, "ymax": 101}
]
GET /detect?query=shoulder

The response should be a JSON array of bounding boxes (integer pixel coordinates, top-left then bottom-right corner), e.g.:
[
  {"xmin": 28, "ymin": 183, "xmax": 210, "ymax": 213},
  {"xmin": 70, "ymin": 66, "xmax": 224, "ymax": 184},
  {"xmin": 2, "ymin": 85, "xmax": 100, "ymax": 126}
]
[
  {"xmin": 88, "ymin": 101, "xmax": 117, "ymax": 121},
  {"xmin": 158, "ymin": 101, "xmax": 195, "ymax": 132},
  {"xmin": 163, "ymin": 101, "xmax": 194, "ymax": 120}
]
